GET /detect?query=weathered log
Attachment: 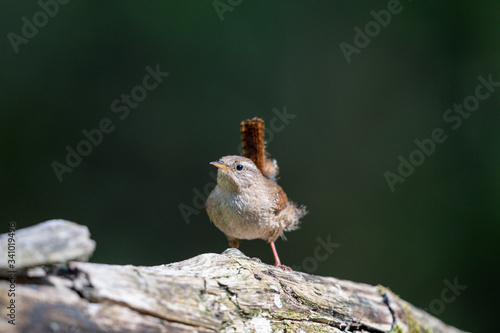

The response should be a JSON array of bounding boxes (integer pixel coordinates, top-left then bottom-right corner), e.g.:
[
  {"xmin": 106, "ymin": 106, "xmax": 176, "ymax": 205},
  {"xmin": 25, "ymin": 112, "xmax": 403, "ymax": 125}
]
[
  {"xmin": 0, "ymin": 220, "xmax": 467, "ymax": 332},
  {"xmin": 0, "ymin": 220, "xmax": 95, "ymax": 277}
]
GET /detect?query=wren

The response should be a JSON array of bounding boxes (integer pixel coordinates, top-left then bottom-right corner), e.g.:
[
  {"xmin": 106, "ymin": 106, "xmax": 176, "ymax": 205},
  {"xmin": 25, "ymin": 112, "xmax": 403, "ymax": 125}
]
[{"xmin": 205, "ymin": 155, "xmax": 307, "ymax": 270}]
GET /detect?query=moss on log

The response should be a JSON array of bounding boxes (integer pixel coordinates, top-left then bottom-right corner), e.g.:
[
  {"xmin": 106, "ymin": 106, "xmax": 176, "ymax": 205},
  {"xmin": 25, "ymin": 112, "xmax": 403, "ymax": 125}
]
[{"xmin": 0, "ymin": 220, "xmax": 467, "ymax": 333}]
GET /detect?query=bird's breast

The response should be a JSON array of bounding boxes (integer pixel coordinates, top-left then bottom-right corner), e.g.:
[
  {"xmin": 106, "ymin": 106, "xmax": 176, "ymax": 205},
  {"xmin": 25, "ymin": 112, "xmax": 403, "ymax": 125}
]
[{"xmin": 206, "ymin": 186, "xmax": 275, "ymax": 240}]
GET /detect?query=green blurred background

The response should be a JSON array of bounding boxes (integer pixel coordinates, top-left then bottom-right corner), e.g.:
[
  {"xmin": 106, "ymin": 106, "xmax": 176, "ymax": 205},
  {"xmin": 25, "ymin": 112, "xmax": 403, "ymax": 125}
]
[{"xmin": 1, "ymin": 1, "xmax": 499, "ymax": 331}]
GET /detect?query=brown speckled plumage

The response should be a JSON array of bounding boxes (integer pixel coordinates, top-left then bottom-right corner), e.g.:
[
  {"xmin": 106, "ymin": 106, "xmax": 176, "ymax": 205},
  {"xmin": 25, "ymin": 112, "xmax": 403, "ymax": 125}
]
[{"xmin": 205, "ymin": 156, "xmax": 307, "ymax": 246}]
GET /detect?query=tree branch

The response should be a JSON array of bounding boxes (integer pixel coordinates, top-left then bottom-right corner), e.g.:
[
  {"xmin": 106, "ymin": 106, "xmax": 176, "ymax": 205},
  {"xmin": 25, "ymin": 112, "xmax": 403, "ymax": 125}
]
[{"xmin": 0, "ymin": 220, "xmax": 467, "ymax": 332}]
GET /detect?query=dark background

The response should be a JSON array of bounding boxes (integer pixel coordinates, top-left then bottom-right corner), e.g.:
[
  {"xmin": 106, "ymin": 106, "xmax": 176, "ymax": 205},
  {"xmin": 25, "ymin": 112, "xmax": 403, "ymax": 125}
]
[{"xmin": 1, "ymin": 1, "xmax": 498, "ymax": 331}]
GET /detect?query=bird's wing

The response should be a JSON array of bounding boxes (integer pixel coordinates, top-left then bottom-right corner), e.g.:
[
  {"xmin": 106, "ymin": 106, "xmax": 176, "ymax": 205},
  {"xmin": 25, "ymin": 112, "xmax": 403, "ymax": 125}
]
[{"xmin": 271, "ymin": 183, "xmax": 288, "ymax": 215}]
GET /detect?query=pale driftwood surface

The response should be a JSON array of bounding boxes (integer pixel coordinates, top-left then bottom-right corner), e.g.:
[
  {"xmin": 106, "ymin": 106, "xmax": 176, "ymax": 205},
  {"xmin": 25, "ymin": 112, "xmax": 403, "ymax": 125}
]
[
  {"xmin": 0, "ymin": 219, "xmax": 95, "ymax": 277},
  {"xmin": 0, "ymin": 221, "xmax": 467, "ymax": 333}
]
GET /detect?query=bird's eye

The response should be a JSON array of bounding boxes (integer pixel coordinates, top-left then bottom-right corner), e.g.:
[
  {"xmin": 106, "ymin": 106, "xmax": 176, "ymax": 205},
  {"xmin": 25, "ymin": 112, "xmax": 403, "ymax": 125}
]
[{"xmin": 236, "ymin": 164, "xmax": 244, "ymax": 171}]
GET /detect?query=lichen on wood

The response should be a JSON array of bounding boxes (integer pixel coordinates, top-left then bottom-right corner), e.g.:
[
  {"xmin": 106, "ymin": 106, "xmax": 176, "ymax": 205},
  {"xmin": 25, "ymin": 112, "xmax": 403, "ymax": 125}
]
[{"xmin": 0, "ymin": 220, "xmax": 467, "ymax": 333}]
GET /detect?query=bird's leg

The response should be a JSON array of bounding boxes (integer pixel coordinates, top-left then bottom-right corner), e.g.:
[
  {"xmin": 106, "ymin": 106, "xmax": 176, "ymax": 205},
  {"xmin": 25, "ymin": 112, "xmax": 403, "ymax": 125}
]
[
  {"xmin": 270, "ymin": 241, "xmax": 282, "ymax": 266},
  {"xmin": 228, "ymin": 237, "xmax": 239, "ymax": 248},
  {"xmin": 228, "ymin": 237, "xmax": 261, "ymax": 262},
  {"xmin": 270, "ymin": 241, "xmax": 292, "ymax": 271}
]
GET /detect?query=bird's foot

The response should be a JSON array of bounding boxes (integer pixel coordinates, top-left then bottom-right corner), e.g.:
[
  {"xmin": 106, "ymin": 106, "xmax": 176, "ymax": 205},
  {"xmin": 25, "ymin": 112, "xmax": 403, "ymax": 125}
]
[
  {"xmin": 269, "ymin": 242, "xmax": 291, "ymax": 271},
  {"xmin": 275, "ymin": 263, "xmax": 292, "ymax": 271}
]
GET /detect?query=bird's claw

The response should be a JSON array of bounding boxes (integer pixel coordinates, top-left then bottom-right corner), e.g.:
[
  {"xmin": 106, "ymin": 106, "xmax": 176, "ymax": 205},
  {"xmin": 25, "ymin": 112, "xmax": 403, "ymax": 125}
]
[{"xmin": 275, "ymin": 263, "xmax": 292, "ymax": 271}]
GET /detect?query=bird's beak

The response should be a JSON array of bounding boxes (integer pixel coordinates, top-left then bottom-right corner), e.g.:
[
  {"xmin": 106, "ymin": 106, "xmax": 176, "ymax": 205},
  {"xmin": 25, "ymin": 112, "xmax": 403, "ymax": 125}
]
[{"xmin": 210, "ymin": 161, "xmax": 234, "ymax": 173}]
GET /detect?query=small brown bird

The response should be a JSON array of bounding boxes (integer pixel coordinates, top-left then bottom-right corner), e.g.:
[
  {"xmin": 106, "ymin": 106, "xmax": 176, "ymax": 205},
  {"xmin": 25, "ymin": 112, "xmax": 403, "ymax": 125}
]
[{"xmin": 205, "ymin": 155, "xmax": 307, "ymax": 269}]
